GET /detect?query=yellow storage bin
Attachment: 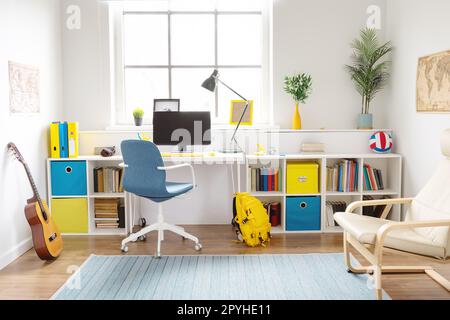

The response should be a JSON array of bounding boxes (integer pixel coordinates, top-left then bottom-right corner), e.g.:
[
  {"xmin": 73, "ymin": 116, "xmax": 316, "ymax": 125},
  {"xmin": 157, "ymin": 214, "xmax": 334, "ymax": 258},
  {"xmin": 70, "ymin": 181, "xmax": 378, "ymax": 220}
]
[
  {"xmin": 286, "ymin": 162, "xmax": 320, "ymax": 194},
  {"xmin": 51, "ymin": 198, "xmax": 88, "ymax": 233}
]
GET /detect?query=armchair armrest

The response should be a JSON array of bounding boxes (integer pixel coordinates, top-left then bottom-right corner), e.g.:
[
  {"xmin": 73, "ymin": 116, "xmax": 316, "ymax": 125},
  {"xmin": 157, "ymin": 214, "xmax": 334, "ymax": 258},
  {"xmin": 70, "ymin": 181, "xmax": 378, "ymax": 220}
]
[
  {"xmin": 157, "ymin": 163, "xmax": 196, "ymax": 189},
  {"xmin": 346, "ymin": 198, "xmax": 414, "ymax": 219},
  {"xmin": 374, "ymin": 219, "xmax": 450, "ymax": 258}
]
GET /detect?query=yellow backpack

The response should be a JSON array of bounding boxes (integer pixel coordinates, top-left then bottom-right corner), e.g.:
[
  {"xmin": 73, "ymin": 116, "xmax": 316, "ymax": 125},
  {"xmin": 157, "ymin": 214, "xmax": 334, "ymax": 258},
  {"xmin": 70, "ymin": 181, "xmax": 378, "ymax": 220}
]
[{"xmin": 232, "ymin": 193, "xmax": 271, "ymax": 247}]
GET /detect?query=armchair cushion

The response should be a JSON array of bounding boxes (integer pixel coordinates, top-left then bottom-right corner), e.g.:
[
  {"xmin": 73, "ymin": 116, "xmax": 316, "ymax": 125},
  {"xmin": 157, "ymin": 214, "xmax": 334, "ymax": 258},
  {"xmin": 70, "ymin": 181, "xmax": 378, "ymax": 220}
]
[{"xmin": 334, "ymin": 212, "xmax": 446, "ymax": 258}]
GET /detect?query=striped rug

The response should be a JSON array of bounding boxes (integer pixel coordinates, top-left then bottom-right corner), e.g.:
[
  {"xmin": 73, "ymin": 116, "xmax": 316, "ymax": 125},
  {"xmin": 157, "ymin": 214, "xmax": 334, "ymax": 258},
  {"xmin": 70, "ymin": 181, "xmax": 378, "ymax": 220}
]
[{"xmin": 52, "ymin": 253, "xmax": 389, "ymax": 300}]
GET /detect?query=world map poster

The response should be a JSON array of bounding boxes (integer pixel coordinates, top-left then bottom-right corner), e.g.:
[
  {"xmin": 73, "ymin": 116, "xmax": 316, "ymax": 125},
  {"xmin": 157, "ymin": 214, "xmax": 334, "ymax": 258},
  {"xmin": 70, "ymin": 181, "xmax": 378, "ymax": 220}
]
[{"xmin": 416, "ymin": 50, "xmax": 450, "ymax": 112}]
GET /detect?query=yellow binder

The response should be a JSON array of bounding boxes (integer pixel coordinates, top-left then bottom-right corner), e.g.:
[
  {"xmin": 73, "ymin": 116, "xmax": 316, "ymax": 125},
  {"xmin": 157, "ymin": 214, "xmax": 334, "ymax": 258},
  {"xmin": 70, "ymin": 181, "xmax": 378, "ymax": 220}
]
[
  {"xmin": 68, "ymin": 122, "xmax": 79, "ymax": 158},
  {"xmin": 50, "ymin": 122, "xmax": 60, "ymax": 158}
]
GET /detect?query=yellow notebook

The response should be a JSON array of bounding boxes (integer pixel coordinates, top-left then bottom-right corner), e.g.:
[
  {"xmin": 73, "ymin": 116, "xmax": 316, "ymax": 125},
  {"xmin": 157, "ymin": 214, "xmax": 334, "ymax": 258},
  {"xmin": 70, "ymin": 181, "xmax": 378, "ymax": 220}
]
[
  {"xmin": 68, "ymin": 122, "xmax": 79, "ymax": 158},
  {"xmin": 50, "ymin": 122, "xmax": 60, "ymax": 158}
]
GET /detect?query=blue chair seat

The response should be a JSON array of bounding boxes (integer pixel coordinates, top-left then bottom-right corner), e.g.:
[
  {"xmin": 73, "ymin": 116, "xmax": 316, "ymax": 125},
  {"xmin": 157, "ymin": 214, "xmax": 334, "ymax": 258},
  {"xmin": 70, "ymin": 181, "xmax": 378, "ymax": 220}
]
[{"xmin": 166, "ymin": 182, "xmax": 193, "ymax": 196}]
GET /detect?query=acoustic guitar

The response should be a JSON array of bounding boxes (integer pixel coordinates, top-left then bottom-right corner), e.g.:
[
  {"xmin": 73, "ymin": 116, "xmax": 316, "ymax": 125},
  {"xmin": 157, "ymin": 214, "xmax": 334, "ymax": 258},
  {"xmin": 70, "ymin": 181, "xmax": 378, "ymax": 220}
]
[{"xmin": 7, "ymin": 142, "xmax": 63, "ymax": 260}]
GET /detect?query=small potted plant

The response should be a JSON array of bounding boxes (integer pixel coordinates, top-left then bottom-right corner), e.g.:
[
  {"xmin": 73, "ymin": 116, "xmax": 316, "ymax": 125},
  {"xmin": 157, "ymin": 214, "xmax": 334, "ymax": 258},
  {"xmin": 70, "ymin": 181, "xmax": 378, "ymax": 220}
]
[
  {"xmin": 284, "ymin": 73, "xmax": 313, "ymax": 130},
  {"xmin": 133, "ymin": 108, "xmax": 144, "ymax": 126},
  {"xmin": 345, "ymin": 28, "xmax": 393, "ymax": 129}
]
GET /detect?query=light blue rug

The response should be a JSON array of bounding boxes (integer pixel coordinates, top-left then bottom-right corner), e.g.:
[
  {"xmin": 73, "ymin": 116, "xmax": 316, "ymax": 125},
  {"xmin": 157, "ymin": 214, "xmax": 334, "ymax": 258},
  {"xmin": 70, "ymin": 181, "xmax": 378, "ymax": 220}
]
[{"xmin": 52, "ymin": 254, "xmax": 390, "ymax": 300}]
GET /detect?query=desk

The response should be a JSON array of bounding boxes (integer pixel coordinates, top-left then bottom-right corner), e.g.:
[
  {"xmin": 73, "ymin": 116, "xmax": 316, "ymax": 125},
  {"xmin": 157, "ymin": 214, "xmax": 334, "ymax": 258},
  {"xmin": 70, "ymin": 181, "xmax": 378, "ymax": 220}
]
[{"xmin": 47, "ymin": 153, "xmax": 245, "ymax": 236}]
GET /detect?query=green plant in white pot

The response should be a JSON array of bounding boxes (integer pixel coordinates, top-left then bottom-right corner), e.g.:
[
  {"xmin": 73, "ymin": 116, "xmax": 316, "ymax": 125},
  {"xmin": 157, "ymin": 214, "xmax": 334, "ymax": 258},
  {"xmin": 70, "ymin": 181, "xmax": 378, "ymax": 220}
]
[
  {"xmin": 133, "ymin": 108, "xmax": 144, "ymax": 126},
  {"xmin": 345, "ymin": 28, "xmax": 393, "ymax": 129}
]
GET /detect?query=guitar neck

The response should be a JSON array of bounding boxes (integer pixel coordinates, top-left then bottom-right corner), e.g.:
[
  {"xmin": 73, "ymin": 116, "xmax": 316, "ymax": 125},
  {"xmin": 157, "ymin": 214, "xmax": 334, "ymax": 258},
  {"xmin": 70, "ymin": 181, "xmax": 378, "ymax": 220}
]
[{"xmin": 22, "ymin": 162, "xmax": 44, "ymax": 207}]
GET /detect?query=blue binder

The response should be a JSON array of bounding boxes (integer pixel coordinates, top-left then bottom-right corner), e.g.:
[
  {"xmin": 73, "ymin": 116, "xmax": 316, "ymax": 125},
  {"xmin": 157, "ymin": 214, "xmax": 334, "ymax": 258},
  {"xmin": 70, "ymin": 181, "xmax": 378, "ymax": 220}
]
[{"xmin": 59, "ymin": 122, "xmax": 68, "ymax": 158}]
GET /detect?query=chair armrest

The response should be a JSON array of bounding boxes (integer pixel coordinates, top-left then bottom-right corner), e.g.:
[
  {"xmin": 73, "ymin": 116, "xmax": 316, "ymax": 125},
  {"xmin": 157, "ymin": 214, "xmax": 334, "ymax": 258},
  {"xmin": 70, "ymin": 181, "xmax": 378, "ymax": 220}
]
[
  {"xmin": 118, "ymin": 162, "xmax": 128, "ymax": 168},
  {"xmin": 374, "ymin": 219, "xmax": 450, "ymax": 259},
  {"xmin": 157, "ymin": 163, "xmax": 196, "ymax": 189},
  {"xmin": 346, "ymin": 198, "xmax": 414, "ymax": 215}
]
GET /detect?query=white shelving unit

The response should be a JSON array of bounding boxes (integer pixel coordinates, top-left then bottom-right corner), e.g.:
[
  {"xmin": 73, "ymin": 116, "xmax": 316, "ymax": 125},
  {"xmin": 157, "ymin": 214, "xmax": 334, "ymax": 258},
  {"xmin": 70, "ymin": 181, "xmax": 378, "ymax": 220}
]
[
  {"xmin": 47, "ymin": 157, "xmax": 129, "ymax": 236},
  {"xmin": 245, "ymin": 153, "xmax": 402, "ymax": 234}
]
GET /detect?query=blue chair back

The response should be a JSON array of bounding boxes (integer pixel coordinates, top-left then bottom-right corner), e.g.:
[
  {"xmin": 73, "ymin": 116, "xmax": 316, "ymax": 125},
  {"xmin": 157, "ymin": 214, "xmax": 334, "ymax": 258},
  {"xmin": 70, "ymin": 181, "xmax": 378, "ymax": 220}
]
[{"xmin": 120, "ymin": 140, "xmax": 167, "ymax": 198}]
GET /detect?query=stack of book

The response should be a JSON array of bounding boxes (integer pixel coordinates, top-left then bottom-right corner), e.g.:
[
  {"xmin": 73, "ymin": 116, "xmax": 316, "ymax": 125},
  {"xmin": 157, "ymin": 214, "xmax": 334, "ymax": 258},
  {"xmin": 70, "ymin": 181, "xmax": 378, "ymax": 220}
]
[
  {"xmin": 93, "ymin": 167, "xmax": 124, "ymax": 193},
  {"xmin": 326, "ymin": 160, "xmax": 359, "ymax": 193},
  {"xmin": 325, "ymin": 201, "xmax": 347, "ymax": 228},
  {"xmin": 249, "ymin": 167, "xmax": 282, "ymax": 192},
  {"xmin": 363, "ymin": 164, "xmax": 384, "ymax": 191},
  {"xmin": 94, "ymin": 198, "xmax": 122, "ymax": 229}
]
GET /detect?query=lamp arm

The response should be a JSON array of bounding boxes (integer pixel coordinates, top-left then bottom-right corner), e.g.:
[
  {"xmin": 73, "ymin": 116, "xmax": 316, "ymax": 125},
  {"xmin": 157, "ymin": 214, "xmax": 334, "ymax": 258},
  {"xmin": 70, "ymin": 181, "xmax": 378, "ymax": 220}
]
[
  {"xmin": 216, "ymin": 78, "xmax": 248, "ymax": 101},
  {"xmin": 215, "ymin": 78, "xmax": 249, "ymax": 146}
]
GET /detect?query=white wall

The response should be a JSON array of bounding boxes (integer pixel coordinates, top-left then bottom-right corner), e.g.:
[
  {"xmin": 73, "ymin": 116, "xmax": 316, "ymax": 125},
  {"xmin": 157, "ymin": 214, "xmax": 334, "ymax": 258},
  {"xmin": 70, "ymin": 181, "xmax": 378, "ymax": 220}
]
[
  {"xmin": 273, "ymin": 0, "xmax": 387, "ymax": 129},
  {"xmin": 386, "ymin": 0, "xmax": 450, "ymax": 198},
  {"xmin": 62, "ymin": 0, "xmax": 389, "ymax": 131},
  {"xmin": 0, "ymin": 0, "xmax": 62, "ymax": 269}
]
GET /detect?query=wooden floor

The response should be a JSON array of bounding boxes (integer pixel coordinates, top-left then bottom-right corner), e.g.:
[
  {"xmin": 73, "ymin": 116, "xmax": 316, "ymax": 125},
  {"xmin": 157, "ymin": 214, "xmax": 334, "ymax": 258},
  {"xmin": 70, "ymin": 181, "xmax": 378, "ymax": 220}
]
[{"xmin": 0, "ymin": 225, "xmax": 449, "ymax": 300}]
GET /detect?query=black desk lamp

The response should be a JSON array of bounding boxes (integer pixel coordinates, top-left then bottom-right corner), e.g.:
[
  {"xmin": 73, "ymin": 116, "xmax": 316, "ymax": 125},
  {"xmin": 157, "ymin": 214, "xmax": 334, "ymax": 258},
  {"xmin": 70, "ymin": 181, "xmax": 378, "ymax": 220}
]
[{"xmin": 201, "ymin": 69, "xmax": 249, "ymax": 154}]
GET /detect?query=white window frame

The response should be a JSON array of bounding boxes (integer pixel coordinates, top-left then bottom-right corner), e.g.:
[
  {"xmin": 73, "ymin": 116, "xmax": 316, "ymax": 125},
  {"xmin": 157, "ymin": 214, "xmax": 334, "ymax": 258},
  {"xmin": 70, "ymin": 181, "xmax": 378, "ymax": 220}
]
[{"xmin": 109, "ymin": 1, "xmax": 272, "ymax": 127}]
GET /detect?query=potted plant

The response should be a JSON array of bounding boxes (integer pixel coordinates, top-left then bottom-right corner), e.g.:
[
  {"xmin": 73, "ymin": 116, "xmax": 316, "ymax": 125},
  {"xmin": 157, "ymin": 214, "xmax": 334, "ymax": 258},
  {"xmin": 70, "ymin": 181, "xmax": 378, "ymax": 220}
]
[
  {"xmin": 133, "ymin": 108, "xmax": 144, "ymax": 126},
  {"xmin": 284, "ymin": 73, "xmax": 313, "ymax": 130},
  {"xmin": 345, "ymin": 28, "xmax": 393, "ymax": 129}
]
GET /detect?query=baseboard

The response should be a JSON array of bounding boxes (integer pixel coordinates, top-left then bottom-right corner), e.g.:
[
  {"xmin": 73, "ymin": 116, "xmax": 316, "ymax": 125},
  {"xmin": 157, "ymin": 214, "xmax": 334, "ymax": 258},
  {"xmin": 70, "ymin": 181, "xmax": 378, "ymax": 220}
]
[{"xmin": 0, "ymin": 237, "xmax": 33, "ymax": 271}]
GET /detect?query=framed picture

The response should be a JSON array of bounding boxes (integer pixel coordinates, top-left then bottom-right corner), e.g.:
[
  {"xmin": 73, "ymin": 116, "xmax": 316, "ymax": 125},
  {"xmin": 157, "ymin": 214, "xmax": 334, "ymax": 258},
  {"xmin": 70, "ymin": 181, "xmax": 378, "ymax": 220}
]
[
  {"xmin": 416, "ymin": 50, "xmax": 450, "ymax": 113},
  {"xmin": 154, "ymin": 99, "xmax": 180, "ymax": 112},
  {"xmin": 230, "ymin": 100, "xmax": 254, "ymax": 126}
]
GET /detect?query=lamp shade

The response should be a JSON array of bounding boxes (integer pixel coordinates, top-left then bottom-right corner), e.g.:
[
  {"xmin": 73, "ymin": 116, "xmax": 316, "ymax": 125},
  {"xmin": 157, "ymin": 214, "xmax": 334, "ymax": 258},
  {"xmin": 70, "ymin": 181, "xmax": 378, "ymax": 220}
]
[{"xmin": 201, "ymin": 69, "xmax": 219, "ymax": 92}]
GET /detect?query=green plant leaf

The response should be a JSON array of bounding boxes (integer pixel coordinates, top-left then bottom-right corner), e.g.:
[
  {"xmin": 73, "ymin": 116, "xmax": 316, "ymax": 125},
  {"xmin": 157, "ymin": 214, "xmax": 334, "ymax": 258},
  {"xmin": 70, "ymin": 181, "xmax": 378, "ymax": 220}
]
[{"xmin": 283, "ymin": 73, "xmax": 313, "ymax": 104}]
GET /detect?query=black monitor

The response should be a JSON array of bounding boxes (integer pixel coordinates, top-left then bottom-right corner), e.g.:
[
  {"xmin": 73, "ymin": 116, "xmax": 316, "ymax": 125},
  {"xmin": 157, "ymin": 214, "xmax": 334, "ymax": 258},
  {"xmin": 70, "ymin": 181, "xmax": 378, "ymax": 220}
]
[{"xmin": 153, "ymin": 112, "xmax": 211, "ymax": 151}]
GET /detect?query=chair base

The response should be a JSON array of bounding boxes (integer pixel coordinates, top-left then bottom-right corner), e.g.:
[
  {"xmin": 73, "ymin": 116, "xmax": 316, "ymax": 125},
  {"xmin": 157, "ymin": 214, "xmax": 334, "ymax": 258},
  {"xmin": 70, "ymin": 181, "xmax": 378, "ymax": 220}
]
[
  {"xmin": 344, "ymin": 232, "xmax": 450, "ymax": 299},
  {"xmin": 121, "ymin": 204, "xmax": 202, "ymax": 257}
]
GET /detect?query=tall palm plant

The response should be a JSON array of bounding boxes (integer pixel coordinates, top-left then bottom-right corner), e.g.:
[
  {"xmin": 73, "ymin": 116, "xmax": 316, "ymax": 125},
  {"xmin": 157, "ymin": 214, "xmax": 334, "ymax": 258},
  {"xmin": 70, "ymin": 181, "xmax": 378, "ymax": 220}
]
[{"xmin": 345, "ymin": 28, "xmax": 393, "ymax": 114}]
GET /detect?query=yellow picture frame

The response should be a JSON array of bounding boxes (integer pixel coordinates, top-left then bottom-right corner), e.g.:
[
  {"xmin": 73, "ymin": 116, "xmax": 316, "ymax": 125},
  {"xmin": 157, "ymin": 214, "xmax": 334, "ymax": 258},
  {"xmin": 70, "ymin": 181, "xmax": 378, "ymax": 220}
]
[{"xmin": 230, "ymin": 100, "xmax": 254, "ymax": 126}]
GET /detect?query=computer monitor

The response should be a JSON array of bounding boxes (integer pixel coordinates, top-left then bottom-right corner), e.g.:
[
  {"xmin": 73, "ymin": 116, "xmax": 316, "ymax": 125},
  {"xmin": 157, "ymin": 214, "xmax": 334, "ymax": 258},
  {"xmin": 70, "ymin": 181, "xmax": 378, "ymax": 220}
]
[{"xmin": 153, "ymin": 112, "xmax": 211, "ymax": 151}]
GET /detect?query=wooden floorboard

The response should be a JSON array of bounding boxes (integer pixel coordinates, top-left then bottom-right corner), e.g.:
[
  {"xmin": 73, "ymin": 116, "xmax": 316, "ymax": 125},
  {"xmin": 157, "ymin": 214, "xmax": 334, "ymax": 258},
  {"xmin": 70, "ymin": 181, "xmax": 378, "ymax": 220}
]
[{"xmin": 0, "ymin": 225, "xmax": 449, "ymax": 300}]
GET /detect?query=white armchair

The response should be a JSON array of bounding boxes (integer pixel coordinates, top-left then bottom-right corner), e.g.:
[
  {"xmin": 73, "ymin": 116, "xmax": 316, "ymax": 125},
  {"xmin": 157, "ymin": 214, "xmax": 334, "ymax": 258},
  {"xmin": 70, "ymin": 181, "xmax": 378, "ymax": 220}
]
[{"xmin": 334, "ymin": 129, "xmax": 450, "ymax": 300}]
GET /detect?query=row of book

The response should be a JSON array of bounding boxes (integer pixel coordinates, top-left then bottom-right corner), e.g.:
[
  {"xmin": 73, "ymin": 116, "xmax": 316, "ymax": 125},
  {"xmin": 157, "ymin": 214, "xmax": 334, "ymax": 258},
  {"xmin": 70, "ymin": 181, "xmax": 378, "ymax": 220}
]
[
  {"xmin": 363, "ymin": 164, "xmax": 385, "ymax": 191},
  {"xmin": 325, "ymin": 196, "xmax": 392, "ymax": 228},
  {"xmin": 249, "ymin": 167, "xmax": 282, "ymax": 192},
  {"xmin": 49, "ymin": 121, "xmax": 79, "ymax": 158},
  {"xmin": 93, "ymin": 167, "xmax": 124, "ymax": 193},
  {"xmin": 325, "ymin": 201, "xmax": 347, "ymax": 227},
  {"xmin": 94, "ymin": 198, "xmax": 125, "ymax": 229},
  {"xmin": 326, "ymin": 160, "xmax": 359, "ymax": 193}
]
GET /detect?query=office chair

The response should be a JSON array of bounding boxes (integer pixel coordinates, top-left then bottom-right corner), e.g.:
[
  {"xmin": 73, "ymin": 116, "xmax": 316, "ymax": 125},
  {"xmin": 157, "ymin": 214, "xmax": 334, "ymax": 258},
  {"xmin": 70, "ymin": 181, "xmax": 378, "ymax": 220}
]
[{"xmin": 120, "ymin": 140, "xmax": 202, "ymax": 257}]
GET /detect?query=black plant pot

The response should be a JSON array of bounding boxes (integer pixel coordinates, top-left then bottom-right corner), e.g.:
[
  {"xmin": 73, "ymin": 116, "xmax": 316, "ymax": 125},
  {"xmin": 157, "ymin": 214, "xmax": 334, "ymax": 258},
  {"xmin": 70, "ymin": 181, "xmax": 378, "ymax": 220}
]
[{"xmin": 134, "ymin": 117, "xmax": 143, "ymax": 126}]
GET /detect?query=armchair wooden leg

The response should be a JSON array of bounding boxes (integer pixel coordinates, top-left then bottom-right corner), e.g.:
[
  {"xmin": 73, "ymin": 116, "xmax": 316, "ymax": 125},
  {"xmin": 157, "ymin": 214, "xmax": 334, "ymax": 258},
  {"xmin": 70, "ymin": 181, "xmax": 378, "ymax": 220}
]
[
  {"xmin": 344, "ymin": 232, "xmax": 370, "ymax": 274},
  {"xmin": 425, "ymin": 269, "xmax": 450, "ymax": 291},
  {"xmin": 373, "ymin": 265, "xmax": 383, "ymax": 300}
]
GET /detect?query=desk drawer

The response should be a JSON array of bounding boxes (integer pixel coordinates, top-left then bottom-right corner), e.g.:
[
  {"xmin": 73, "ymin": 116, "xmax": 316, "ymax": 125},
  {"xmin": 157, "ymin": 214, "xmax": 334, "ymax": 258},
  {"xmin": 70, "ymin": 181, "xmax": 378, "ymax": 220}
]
[
  {"xmin": 286, "ymin": 197, "xmax": 321, "ymax": 231},
  {"xmin": 51, "ymin": 161, "xmax": 87, "ymax": 196}
]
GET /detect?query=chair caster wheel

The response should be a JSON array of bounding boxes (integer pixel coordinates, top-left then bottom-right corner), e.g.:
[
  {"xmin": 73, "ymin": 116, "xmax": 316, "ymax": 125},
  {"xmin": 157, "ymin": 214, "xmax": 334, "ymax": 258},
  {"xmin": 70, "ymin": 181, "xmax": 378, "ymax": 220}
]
[
  {"xmin": 139, "ymin": 235, "xmax": 147, "ymax": 241},
  {"xmin": 194, "ymin": 243, "xmax": 202, "ymax": 251},
  {"xmin": 182, "ymin": 236, "xmax": 186, "ymax": 241},
  {"xmin": 347, "ymin": 269, "xmax": 353, "ymax": 274},
  {"xmin": 121, "ymin": 246, "xmax": 129, "ymax": 253}
]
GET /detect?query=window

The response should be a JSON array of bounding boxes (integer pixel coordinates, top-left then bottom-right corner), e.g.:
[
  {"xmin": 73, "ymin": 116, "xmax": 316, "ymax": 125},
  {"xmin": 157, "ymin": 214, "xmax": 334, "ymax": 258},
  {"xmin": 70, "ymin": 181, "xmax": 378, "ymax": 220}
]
[{"xmin": 110, "ymin": 0, "xmax": 271, "ymax": 125}]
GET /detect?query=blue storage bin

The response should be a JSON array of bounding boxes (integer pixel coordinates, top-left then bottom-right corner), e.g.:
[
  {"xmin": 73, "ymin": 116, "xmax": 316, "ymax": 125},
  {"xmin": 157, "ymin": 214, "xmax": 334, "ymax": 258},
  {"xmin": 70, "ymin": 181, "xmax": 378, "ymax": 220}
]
[
  {"xmin": 286, "ymin": 197, "xmax": 321, "ymax": 231},
  {"xmin": 51, "ymin": 161, "xmax": 87, "ymax": 196}
]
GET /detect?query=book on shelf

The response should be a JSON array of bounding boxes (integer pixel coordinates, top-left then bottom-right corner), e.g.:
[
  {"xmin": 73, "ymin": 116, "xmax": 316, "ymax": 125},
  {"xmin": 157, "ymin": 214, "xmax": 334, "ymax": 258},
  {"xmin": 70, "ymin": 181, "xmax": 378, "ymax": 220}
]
[
  {"xmin": 249, "ymin": 167, "xmax": 282, "ymax": 192},
  {"xmin": 93, "ymin": 167, "xmax": 124, "ymax": 193},
  {"xmin": 325, "ymin": 201, "xmax": 347, "ymax": 228},
  {"xmin": 326, "ymin": 160, "xmax": 358, "ymax": 193},
  {"xmin": 362, "ymin": 196, "xmax": 391, "ymax": 218},
  {"xmin": 363, "ymin": 164, "xmax": 384, "ymax": 191}
]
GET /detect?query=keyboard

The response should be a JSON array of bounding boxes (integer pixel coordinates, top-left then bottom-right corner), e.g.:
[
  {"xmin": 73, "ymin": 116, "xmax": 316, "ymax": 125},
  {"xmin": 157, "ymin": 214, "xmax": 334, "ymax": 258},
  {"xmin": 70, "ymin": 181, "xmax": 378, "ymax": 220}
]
[{"xmin": 161, "ymin": 152, "xmax": 217, "ymax": 158}]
